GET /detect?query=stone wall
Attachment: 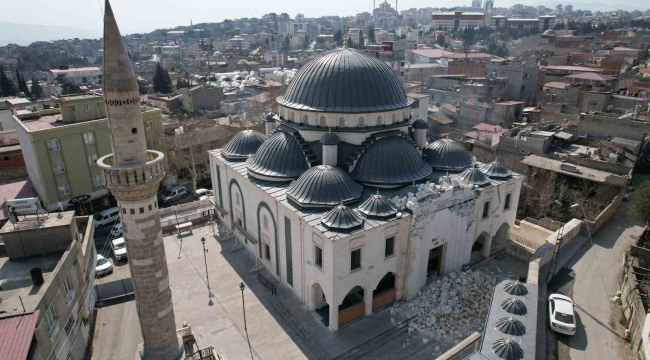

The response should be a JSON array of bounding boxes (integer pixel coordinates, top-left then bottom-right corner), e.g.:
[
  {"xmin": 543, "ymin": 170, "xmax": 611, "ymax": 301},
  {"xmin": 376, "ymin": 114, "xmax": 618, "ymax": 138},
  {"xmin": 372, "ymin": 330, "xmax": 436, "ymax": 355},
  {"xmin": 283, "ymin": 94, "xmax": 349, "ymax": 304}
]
[
  {"xmin": 566, "ymin": 154, "xmax": 633, "ymax": 176},
  {"xmin": 586, "ymin": 192, "xmax": 624, "ymax": 234},
  {"xmin": 621, "ymin": 260, "xmax": 648, "ymax": 360},
  {"xmin": 577, "ymin": 114, "xmax": 650, "ymax": 142}
]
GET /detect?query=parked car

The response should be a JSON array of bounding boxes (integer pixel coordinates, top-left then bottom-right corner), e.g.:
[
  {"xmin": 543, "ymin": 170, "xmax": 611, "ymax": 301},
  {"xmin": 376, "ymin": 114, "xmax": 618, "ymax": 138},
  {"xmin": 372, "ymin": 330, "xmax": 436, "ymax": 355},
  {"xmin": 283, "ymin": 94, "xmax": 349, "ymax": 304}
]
[
  {"xmin": 161, "ymin": 186, "xmax": 187, "ymax": 204},
  {"xmin": 95, "ymin": 254, "xmax": 113, "ymax": 277},
  {"xmin": 110, "ymin": 222, "xmax": 123, "ymax": 238},
  {"xmin": 548, "ymin": 293, "xmax": 576, "ymax": 335},
  {"xmin": 623, "ymin": 186, "xmax": 635, "ymax": 202},
  {"xmin": 196, "ymin": 188, "xmax": 214, "ymax": 200},
  {"xmin": 112, "ymin": 237, "xmax": 127, "ymax": 261},
  {"xmin": 93, "ymin": 207, "xmax": 120, "ymax": 228}
]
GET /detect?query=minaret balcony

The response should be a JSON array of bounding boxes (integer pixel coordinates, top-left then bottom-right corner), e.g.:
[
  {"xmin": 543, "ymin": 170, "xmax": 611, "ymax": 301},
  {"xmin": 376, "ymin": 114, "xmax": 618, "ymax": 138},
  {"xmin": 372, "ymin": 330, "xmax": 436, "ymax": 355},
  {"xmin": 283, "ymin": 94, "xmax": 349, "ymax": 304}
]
[{"xmin": 98, "ymin": 150, "xmax": 165, "ymax": 190}]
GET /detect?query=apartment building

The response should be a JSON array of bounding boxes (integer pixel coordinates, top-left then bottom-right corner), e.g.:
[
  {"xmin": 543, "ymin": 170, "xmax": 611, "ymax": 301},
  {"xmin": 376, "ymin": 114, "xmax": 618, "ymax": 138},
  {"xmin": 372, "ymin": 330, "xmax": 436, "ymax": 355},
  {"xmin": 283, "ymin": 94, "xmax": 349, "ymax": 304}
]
[
  {"xmin": 14, "ymin": 94, "xmax": 164, "ymax": 211},
  {"xmin": 47, "ymin": 67, "xmax": 102, "ymax": 85},
  {"xmin": 431, "ymin": 12, "xmax": 485, "ymax": 31},
  {"xmin": 0, "ymin": 212, "xmax": 96, "ymax": 360}
]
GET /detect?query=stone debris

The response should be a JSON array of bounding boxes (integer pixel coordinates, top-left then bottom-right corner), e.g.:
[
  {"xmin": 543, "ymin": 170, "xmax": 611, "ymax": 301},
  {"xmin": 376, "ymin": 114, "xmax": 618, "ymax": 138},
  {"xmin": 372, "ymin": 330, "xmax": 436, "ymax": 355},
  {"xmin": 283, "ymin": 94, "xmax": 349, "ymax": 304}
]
[{"xmin": 392, "ymin": 269, "xmax": 494, "ymax": 338}]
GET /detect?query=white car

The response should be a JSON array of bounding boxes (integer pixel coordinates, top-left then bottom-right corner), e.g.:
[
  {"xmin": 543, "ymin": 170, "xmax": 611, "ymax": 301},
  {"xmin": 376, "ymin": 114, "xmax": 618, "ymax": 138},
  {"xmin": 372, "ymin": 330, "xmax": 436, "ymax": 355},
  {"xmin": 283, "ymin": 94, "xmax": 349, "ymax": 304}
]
[
  {"xmin": 112, "ymin": 237, "xmax": 127, "ymax": 261},
  {"xmin": 196, "ymin": 188, "xmax": 214, "ymax": 200},
  {"xmin": 548, "ymin": 293, "xmax": 577, "ymax": 335},
  {"xmin": 95, "ymin": 254, "xmax": 113, "ymax": 277},
  {"xmin": 110, "ymin": 222, "xmax": 123, "ymax": 238}
]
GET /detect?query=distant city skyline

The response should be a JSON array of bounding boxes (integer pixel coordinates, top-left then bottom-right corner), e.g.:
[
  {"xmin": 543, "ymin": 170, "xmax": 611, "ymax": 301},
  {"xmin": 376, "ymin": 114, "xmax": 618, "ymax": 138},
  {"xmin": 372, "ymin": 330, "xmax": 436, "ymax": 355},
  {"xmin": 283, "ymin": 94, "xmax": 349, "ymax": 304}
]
[{"xmin": 0, "ymin": 0, "xmax": 647, "ymax": 44}]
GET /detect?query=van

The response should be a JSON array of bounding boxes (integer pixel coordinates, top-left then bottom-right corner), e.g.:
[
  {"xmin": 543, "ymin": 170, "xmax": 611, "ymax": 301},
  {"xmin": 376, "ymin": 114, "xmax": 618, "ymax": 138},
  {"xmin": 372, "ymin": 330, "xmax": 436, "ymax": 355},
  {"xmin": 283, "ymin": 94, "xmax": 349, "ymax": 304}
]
[
  {"xmin": 196, "ymin": 188, "xmax": 214, "ymax": 200},
  {"xmin": 111, "ymin": 237, "xmax": 127, "ymax": 261},
  {"xmin": 93, "ymin": 207, "xmax": 120, "ymax": 228},
  {"xmin": 161, "ymin": 186, "xmax": 187, "ymax": 204}
]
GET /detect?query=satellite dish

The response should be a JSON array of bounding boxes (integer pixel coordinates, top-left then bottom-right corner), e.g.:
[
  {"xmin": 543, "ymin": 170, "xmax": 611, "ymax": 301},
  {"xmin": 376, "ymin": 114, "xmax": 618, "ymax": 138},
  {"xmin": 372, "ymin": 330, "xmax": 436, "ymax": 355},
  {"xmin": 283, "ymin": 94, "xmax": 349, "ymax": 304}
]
[{"xmin": 522, "ymin": 116, "xmax": 528, "ymax": 122}]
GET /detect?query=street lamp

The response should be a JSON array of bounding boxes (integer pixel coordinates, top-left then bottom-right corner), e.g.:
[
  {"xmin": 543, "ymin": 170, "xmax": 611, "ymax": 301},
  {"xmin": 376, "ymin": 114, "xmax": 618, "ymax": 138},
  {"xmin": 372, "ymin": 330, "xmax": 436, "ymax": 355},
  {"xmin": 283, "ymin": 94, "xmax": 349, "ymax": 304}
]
[
  {"xmin": 240, "ymin": 282, "xmax": 254, "ymax": 360},
  {"xmin": 200, "ymin": 236, "xmax": 211, "ymax": 298}
]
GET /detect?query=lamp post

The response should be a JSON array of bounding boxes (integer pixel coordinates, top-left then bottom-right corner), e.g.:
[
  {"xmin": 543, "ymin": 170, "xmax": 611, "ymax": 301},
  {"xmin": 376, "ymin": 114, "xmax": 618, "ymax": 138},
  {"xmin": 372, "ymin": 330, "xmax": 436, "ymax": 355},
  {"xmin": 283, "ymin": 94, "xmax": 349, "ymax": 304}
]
[
  {"xmin": 200, "ymin": 237, "xmax": 211, "ymax": 298},
  {"xmin": 240, "ymin": 282, "xmax": 254, "ymax": 360}
]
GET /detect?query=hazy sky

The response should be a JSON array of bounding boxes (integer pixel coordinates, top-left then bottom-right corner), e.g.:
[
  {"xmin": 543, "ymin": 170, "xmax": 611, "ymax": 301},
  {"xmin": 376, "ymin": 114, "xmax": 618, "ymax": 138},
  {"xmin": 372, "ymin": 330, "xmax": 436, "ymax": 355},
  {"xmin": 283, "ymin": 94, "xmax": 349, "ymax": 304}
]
[{"xmin": 0, "ymin": 0, "xmax": 637, "ymax": 35}]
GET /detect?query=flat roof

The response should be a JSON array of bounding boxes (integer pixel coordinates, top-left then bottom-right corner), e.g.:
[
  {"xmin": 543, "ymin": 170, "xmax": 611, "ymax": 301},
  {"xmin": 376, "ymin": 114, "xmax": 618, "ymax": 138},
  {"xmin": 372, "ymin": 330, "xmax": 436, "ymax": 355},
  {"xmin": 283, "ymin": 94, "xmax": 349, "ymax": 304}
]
[
  {"xmin": 521, "ymin": 154, "xmax": 629, "ymax": 186},
  {"xmin": 407, "ymin": 93, "xmax": 430, "ymax": 99},
  {"xmin": 5, "ymin": 98, "xmax": 31, "ymax": 105},
  {"xmin": 541, "ymin": 65, "xmax": 604, "ymax": 73},
  {"xmin": 49, "ymin": 67, "xmax": 101, "ymax": 74},
  {"xmin": 544, "ymin": 81, "xmax": 570, "ymax": 90},
  {"xmin": 0, "ymin": 180, "xmax": 37, "ymax": 219},
  {"xmin": 0, "ymin": 210, "xmax": 75, "ymax": 234}
]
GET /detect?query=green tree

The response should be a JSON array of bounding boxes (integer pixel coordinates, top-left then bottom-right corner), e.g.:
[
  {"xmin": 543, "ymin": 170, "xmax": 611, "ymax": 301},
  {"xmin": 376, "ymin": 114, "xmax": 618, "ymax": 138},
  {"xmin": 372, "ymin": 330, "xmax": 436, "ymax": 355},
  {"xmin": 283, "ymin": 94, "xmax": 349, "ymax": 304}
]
[
  {"xmin": 283, "ymin": 35, "xmax": 290, "ymax": 51},
  {"xmin": 633, "ymin": 182, "xmax": 650, "ymax": 224},
  {"xmin": 358, "ymin": 29, "xmax": 364, "ymax": 48},
  {"xmin": 152, "ymin": 63, "xmax": 173, "ymax": 93},
  {"xmin": 436, "ymin": 33, "xmax": 445, "ymax": 47},
  {"xmin": 19, "ymin": 75, "xmax": 31, "ymax": 98},
  {"xmin": 62, "ymin": 82, "xmax": 83, "ymax": 95},
  {"xmin": 333, "ymin": 29, "xmax": 343, "ymax": 46},
  {"xmin": 0, "ymin": 66, "xmax": 17, "ymax": 97},
  {"xmin": 367, "ymin": 26, "xmax": 376, "ymax": 44},
  {"xmin": 347, "ymin": 36, "xmax": 353, "ymax": 48},
  {"xmin": 30, "ymin": 76, "xmax": 44, "ymax": 99}
]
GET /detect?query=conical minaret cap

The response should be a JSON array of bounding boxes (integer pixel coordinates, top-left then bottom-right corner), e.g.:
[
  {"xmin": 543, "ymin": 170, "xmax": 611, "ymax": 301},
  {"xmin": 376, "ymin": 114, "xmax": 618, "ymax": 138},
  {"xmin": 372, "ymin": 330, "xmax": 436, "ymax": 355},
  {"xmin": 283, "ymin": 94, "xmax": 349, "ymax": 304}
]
[{"xmin": 102, "ymin": 0, "xmax": 148, "ymax": 166}]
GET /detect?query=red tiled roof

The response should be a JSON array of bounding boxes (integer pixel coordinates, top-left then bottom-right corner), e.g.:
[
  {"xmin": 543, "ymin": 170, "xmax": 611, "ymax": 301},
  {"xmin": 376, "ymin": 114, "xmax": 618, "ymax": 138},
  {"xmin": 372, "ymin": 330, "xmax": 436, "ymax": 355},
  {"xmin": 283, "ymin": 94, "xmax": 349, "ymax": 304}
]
[
  {"xmin": 544, "ymin": 82, "xmax": 570, "ymax": 90},
  {"xmin": 0, "ymin": 311, "xmax": 39, "ymax": 360},
  {"xmin": 640, "ymin": 68, "xmax": 650, "ymax": 74},
  {"xmin": 565, "ymin": 72, "xmax": 616, "ymax": 81}
]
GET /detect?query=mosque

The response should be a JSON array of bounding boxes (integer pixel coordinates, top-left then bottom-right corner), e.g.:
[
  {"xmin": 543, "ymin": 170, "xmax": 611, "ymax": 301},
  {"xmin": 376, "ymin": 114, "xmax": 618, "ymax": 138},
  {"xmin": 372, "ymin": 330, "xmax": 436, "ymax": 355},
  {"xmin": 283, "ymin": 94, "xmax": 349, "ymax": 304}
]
[{"xmin": 208, "ymin": 47, "xmax": 523, "ymax": 332}]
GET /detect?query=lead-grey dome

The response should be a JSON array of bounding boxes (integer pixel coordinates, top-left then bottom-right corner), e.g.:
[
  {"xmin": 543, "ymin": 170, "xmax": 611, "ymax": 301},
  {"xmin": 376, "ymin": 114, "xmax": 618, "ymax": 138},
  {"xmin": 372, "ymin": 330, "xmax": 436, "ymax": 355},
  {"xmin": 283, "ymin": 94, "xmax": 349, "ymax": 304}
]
[
  {"xmin": 286, "ymin": 165, "xmax": 362, "ymax": 207},
  {"xmin": 455, "ymin": 166, "xmax": 490, "ymax": 187},
  {"xmin": 247, "ymin": 131, "xmax": 309, "ymax": 181},
  {"xmin": 492, "ymin": 338, "xmax": 524, "ymax": 360},
  {"xmin": 496, "ymin": 317, "xmax": 526, "ymax": 336},
  {"xmin": 424, "ymin": 139, "xmax": 473, "ymax": 170},
  {"xmin": 265, "ymin": 112, "xmax": 276, "ymax": 122},
  {"xmin": 277, "ymin": 48, "xmax": 413, "ymax": 113},
  {"xmin": 480, "ymin": 160, "xmax": 512, "ymax": 179},
  {"xmin": 504, "ymin": 281, "xmax": 528, "ymax": 296},
  {"xmin": 393, "ymin": 184, "xmax": 421, "ymax": 199},
  {"xmin": 351, "ymin": 136, "xmax": 432, "ymax": 187},
  {"xmin": 501, "ymin": 297, "xmax": 527, "ymax": 315},
  {"xmin": 321, "ymin": 204, "xmax": 365, "ymax": 231},
  {"xmin": 412, "ymin": 119, "xmax": 429, "ymax": 129},
  {"xmin": 358, "ymin": 193, "xmax": 398, "ymax": 219},
  {"xmin": 221, "ymin": 130, "xmax": 266, "ymax": 161},
  {"xmin": 320, "ymin": 132, "xmax": 341, "ymax": 145}
]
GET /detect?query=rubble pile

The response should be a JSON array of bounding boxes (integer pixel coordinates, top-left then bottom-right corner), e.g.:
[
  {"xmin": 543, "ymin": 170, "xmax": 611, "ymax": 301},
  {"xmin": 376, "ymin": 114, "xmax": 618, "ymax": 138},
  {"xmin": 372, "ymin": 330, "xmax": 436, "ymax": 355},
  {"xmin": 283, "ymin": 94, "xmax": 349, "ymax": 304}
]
[{"xmin": 391, "ymin": 269, "xmax": 494, "ymax": 342}]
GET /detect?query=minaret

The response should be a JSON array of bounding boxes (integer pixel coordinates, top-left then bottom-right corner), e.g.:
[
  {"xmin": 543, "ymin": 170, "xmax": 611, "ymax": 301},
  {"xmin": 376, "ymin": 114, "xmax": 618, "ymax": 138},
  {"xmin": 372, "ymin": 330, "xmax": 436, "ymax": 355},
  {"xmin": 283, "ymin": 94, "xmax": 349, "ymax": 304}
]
[{"xmin": 98, "ymin": 1, "xmax": 181, "ymax": 359}]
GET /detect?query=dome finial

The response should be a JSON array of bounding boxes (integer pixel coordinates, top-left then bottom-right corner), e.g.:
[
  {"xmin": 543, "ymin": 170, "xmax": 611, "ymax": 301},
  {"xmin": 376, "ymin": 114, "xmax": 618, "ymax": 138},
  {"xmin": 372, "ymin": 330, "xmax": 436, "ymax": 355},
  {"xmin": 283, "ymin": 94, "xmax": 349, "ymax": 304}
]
[
  {"xmin": 329, "ymin": 127, "xmax": 332, "ymax": 133},
  {"xmin": 376, "ymin": 188, "xmax": 380, "ymax": 195},
  {"xmin": 343, "ymin": 31, "xmax": 348, "ymax": 48}
]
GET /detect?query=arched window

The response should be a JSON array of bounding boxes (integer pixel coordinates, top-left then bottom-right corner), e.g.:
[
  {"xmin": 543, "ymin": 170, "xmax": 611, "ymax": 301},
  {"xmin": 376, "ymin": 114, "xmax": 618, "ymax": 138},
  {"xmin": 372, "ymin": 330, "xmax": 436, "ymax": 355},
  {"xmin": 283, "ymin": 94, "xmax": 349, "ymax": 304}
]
[
  {"xmin": 263, "ymin": 215, "xmax": 268, "ymax": 230},
  {"xmin": 377, "ymin": 116, "xmax": 383, "ymax": 125},
  {"xmin": 392, "ymin": 113, "xmax": 396, "ymax": 123},
  {"xmin": 338, "ymin": 117, "xmax": 345, "ymax": 126},
  {"xmin": 290, "ymin": 112, "xmax": 295, "ymax": 121},
  {"xmin": 319, "ymin": 116, "xmax": 326, "ymax": 126},
  {"xmin": 236, "ymin": 194, "xmax": 241, "ymax": 206},
  {"xmin": 302, "ymin": 115, "xmax": 309, "ymax": 124}
]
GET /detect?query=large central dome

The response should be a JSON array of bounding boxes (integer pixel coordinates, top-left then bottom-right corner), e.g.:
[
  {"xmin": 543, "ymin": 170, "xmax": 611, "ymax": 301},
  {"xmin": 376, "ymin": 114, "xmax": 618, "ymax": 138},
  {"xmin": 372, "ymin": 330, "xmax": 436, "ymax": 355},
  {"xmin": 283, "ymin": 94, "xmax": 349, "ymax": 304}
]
[{"xmin": 277, "ymin": 48, "xmax": 413, "ymax": 113}]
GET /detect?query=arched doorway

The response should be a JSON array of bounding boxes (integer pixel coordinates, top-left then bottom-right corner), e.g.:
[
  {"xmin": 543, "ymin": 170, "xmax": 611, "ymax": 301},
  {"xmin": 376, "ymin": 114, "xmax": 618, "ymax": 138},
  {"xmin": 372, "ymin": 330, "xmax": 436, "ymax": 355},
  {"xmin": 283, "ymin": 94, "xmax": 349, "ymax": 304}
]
[
  {"xmin": 493, "ymin": 222, "xmax": 510, "ymax": 251},
  {"xmin": 310, "ymin": 283, "xmax": 330, "ymax": 327},
  {"xmin": 339, "ymin": 286, "xmax": 366, "ymax": 327},
  {"xmin": 471, "ymin": 232, "xmax": 490, "ymax": 263},
  {"xmin": 372, "ymin": 273, "xmax": 397, "ymax": 311}
]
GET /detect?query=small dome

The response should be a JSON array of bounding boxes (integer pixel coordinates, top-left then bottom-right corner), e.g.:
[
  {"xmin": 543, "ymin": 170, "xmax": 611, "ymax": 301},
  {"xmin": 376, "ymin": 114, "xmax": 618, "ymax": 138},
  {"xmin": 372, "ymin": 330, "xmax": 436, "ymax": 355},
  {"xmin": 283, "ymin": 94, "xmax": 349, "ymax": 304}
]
[
  {"xmin": 412, "ymin": 119, "xmax": 430, "ymax": 129},
  {"xmin": 455, "ymin": 166, "xmax": 490, "ymax": 187},
  {"xmin": 221, "ymin": 130, "xmax": 266, "ymax": 161},
  {"xmin": 247, "ymin": 131, "xmax": 309, "ymax": 181},
  {"xmin": 543, "ymin": 29, "xmax": 555, "ymax": 36},
  {"xmin": 321, "ymin": 204, "xmax": 364, "ymax": 231},
  {"xmin": 358, "ymin": 192, "xmax": 398, "ymax": 218},
  {"xmin": 503, "ymin": 281, "xmax": 528, "ymax": 296},
  {"xmin": 501, "ymin": 297, "xmax": 527, "ymax": 315},
  {"xmin": 351, "ymin": 136, "xmax": 432, "ymax": 187},
  {"xmin": 265, "ymin": 113, "xmax": 276, "ymax": 122},
  {"xmin": 495, "ymin": 317, "xmax": 526, "ymax": 336},
  {"xmin": 278, "ymin": 48, "xmax": 412, "ymax": 113},
  {"xmin": 480, "ymin": 160, "xmax": 512, "ymax": 179},
  {"xmin": 393, "ymin": 184, "xmax": 421, "ymax": 199},
  {"xmin": 286, "ymin": 165, "xmax": 362, "ymax": 207},
  {"xmin": 424, "ymin": 139, "xmax": 473, "ymax": 170},
  {"xmin": 437, "ymin": 172, "xmax": 454, "ymax": 186},
  {"xmin": 492, "ymin": 338, "xmax": 524, "ymax": 360},
  {"xmin": 320, "ymin": 132, "xmax": 341, "ymax": 145}
]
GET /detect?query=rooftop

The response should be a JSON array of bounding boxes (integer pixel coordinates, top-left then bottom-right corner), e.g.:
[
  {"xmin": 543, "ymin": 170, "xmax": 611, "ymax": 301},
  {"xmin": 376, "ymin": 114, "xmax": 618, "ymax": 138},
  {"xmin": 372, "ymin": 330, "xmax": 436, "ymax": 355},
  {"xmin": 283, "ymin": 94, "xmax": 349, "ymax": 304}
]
[
  {"xmin": 49, "ymin": 67, "xmax": 101, "ymax": 74},
  {"xmin": 0, "ymin": 210, "xmax": 75, "ymax": 234},
  {"xmin": 4, "ymin": 98, "xmax": 31, "ymax": 106},
  {"xmin": 543, "ymin": 82, "xmax": 570, "ymax": 90},
  {"xmin": 0, "ymin": 311, "xmax": 39, "ymax": 359},
  {"xmin": 0, "ymin": 254, "xmax": 62, "ymax": 316},
  {"xmin": 541, "ymin": 65, "xmax": 604, "ymax": 73},
  {"xmin": 520, "ymin": 154, "xmax": 629, "ymax": 187}
]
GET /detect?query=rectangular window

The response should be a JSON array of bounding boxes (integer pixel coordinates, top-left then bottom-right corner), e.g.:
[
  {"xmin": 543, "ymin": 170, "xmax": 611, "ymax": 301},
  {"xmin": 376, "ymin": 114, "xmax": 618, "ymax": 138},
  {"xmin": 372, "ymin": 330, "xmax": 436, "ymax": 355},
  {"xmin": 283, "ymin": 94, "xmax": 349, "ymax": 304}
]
[
  {"xmin": 314, "ymin": 245, "xmax": 323, "ymax": 269},
  {"xmin": 53, "ymin": 162, "xmax": 65, "ymax": 174},
  {"xmin": 264, "ymin": 243, "xmax": 270, "ymax": 260},
  {"xmin": 93, "ymin": 175, "xmax": 102, "ymax": 186},
  {"xmin": 46, "ymin": 306, "xmax": 58, "ymax": 334},
  {"xmin": 47, "ymin": 139, "xmax": 61, "ymax": 152},
  {"xmin": 504, "ymin": 193, "xmax": 512, "ymax": 210},
  {"xmin": 83, "ymin": 132, "xmax": 94, "ymax": 145},
  {"xmin": 144, "ymin": 121, "xmax": 153, "ymax": 131},
  {"xmin": 351, "ymin": 248, "xmax": 362, "ymax": 271},
  {"xmin": 83, "ymin": 104, "xmax": 90, "ymax": 112},
  {"xmin": 63, "ymin": 275, "xmax": 74, "ymax": 303},
  {"xmin": 482, "ymin": 201, "xmax": 490, "ymax": 219},
  {"xmin": 58, "ymin": 183, "xmax": 70, "ymax": 196},
  {"xmin": 88, "ymin": 154, "xmax": 98, "ymax": 165},
  {"xmin": 285, "ymin": 217, "xmax": 293, "ymax": 286},
  {"xmin": 150, "ymin": 140, "xmax": 157, "ymax": 148},
  {"xmin": 385, "ymin": 237, "xmax": 395, "ymax": 258}
]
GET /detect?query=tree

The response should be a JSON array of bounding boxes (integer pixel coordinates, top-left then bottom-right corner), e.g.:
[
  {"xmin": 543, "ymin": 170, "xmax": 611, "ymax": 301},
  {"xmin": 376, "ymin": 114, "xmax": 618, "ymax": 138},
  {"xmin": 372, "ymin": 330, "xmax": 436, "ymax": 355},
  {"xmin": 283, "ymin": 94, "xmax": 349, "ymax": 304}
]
[
  {"xmin": 358, "ymin": 29, "xmax": 364, "ymax": 48},
  {"xmin": 367, "ymin": 26, "xmax": 376, "ymax": 44},
  {"xmin": 0, "ymin": 65, "xmax": 17, "ymax": 97},
  {"xmin": 436, "ymin": 33, "xmax": 445, "ymax": 47},
  {"xmin": 333, "ymin": 29, "xmax": 343, "ymax": 46},
  {"xmin": 62, "ymin": 82, "xmax": 83, "ymax": 95},
  {"xmin": 19, "ymin": 75, "xmax": 31, "ymax": 98},
  {"xmin": 347, "ymin": 36, "xmax": 354, "ymax": 48},
  {"xmin": 152, "ymin": 63, "xmax": 173, "ymax": 93},
  {"xmin": 30, "ymin": 76, "xmax": 44, "ymax": 99},
  {"xmin": 633, "ymin": 182, "xmax": 650, "ymax": 224},
  {"xmin": 283, "ymin": 35, "xmax": 290, "ymax": 51}
]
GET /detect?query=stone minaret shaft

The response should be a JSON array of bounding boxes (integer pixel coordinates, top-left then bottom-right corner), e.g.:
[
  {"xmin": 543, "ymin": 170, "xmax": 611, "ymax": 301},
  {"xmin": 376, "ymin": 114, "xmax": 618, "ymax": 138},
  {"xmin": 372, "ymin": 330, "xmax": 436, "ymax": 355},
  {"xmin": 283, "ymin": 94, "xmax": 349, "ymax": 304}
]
[{"xmin": 98, "ymin": 1, "xmax": 181, "ymax": 359}]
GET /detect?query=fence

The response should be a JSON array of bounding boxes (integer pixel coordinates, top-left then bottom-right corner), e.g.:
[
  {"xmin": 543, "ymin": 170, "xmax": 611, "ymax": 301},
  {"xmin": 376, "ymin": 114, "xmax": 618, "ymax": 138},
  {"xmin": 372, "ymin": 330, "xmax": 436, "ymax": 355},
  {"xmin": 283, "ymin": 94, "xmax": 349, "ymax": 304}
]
[
  {"xmin": 186, "ymin": 346, "xmax": 215, "ymax": 360},
  {"xmin": 159, "ymin": 199, "xmax": 214, "ymax": 229},
  {"xmin": 258, "ymin": 272, "xmax": 277, "ymax": 296}
]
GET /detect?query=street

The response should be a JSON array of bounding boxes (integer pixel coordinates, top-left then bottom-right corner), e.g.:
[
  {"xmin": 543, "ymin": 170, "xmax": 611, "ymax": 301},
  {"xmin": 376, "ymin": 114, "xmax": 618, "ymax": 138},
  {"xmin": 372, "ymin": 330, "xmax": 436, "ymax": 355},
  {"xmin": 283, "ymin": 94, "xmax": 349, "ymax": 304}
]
[{"xmin": 546, "ymin": 176, "xmax": 647, "ymax": 360}]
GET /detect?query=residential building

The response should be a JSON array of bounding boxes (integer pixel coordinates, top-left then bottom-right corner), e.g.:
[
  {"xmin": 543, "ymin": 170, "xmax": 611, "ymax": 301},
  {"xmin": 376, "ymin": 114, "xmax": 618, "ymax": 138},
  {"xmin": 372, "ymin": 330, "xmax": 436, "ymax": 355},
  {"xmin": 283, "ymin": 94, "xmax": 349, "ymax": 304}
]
[
  {"xmin": 485, "ymin": 63, "xmax": 540, "ymax": 104},
  {"xmin": 347, "ymin": 28, "xmax": 362, "ymax": 47},
  {"xmin": 0, "ymin": 212, "xmax": 96, "ymax": 360},
  {"xmin": 47, "ymin": 67, "xmax": 102, "ymax": 85},
  {"xmin": 228, "ymin": 36, "xmax": 250, "ymax": 51},
  {"xmin": 181, "ymin": 85, "xmax": 223, "ymax": 114},
  {"xmin": 489, "ymin": 15, "xmax": 556, "ymax": 31},
  {"xmin": 147, "ymin": 93, "xmax": 182, "ymax": 113},
  {"xmin": 471, "ymin": 0, "xmax": 482, "ymax": 9},
  {"xmin": 13, "ymin": 94, "xmax": 164, "ymax": 211},
  {"xmin": 431, "ymin": 12, "xmax": 485, "ymax": 31},
  {"xmin": 209, "ymin": 48, "xmax": 522, "ymax": 333}
]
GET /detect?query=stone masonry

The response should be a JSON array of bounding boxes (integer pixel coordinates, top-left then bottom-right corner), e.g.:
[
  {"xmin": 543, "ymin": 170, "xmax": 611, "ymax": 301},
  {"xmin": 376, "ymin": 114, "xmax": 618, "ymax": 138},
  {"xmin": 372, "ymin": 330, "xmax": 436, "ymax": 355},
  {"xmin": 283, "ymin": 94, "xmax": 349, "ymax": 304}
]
[{"xmin": 98, "ymin": 1, "xmax": 181, "ymax": 359}]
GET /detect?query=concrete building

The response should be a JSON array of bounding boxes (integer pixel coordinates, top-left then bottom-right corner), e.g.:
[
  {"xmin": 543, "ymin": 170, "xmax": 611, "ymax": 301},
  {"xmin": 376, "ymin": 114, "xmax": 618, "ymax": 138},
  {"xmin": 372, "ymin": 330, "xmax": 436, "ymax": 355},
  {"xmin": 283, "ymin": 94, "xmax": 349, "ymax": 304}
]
[
  {"xmin": 47, "ymin": 67, "xmax": 102, "ymax": 85},
  {"xmin": 147, "ymin": 93, "xmax": 182, "ymax": 113},
  {"xmin": 96, "ymin": 2, "xmax": 181, "ymax": 359},
  {"xmin": 489, "ymin": 15, "xmax": 556, "ymax": 31},
  {"xmin": 13, "ymin": 94, "xmax": 163, "ymax": 211},
  {"xmin": 485, "ymin": 63, "xmax": 539, "ymax": 104},
  {"xmin": 181, "ymin": 85, "xmax": 223, "ymax": 114},
  {"xmin": 228, "ymin": 36, "xmax": 250, "ymax": 51},
  {"xmin": 431, "ymin": 12, "xmax": 485, "ymax": 31},
  {"xmin": 209, "ymin": 47, "xmax": 522, "ymax": 332},
  {"xmin": 0, "ymin": 212, "xmax": 96, "ymax": 360}
]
